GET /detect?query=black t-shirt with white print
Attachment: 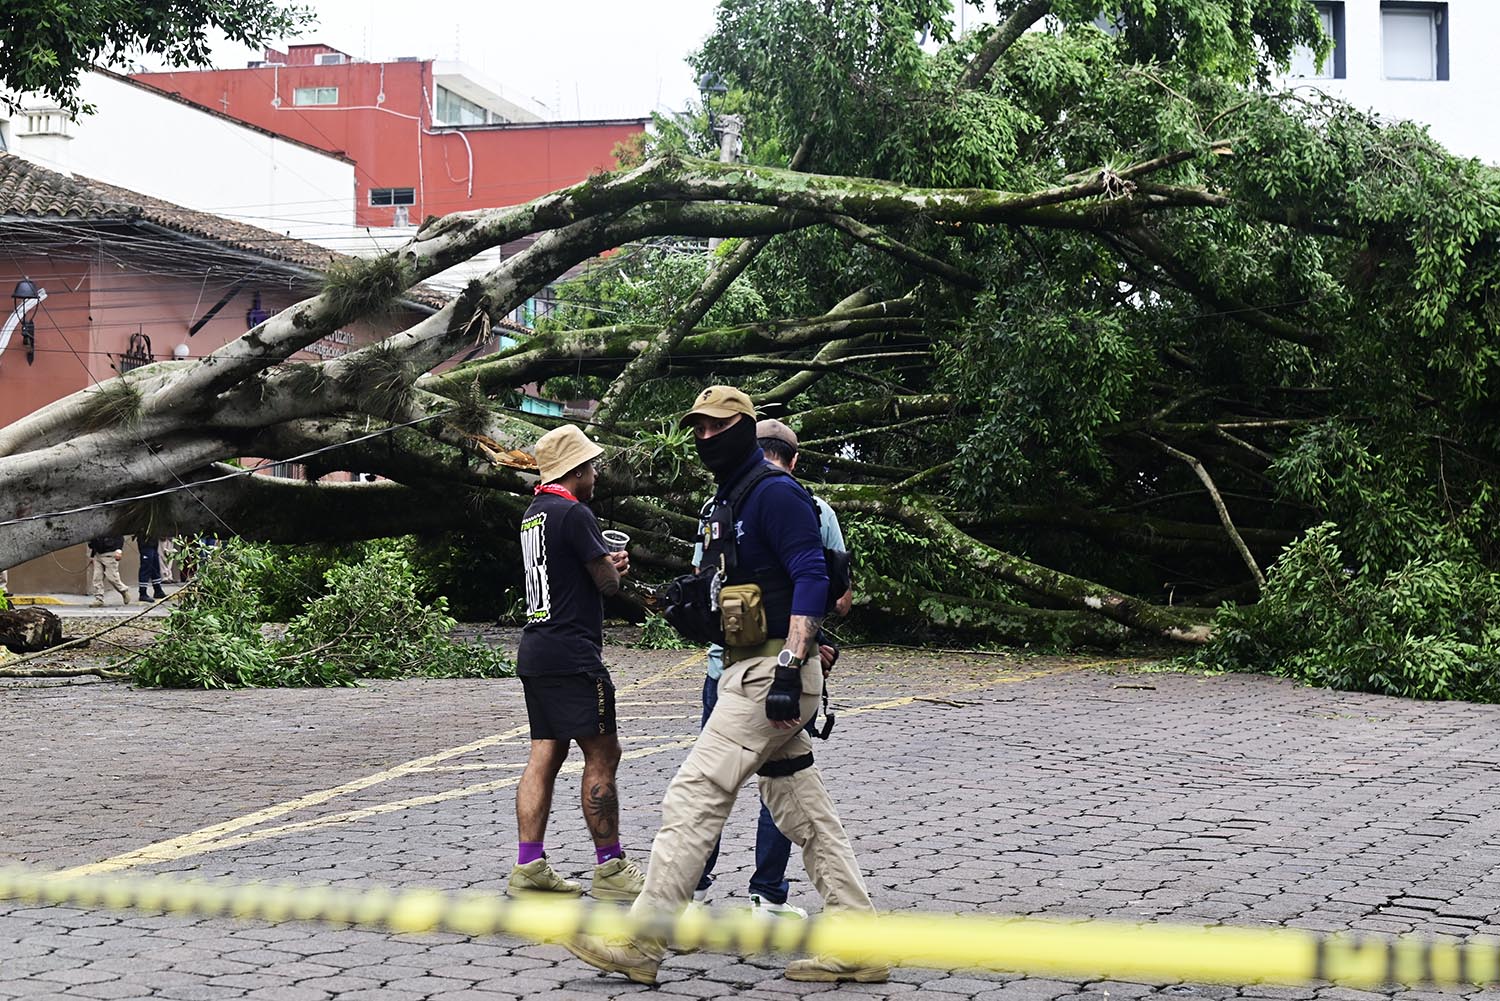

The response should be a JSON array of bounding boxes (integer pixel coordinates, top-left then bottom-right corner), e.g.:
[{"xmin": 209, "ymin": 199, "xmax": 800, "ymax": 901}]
[{"xmin": 517, "ymin": 491, "xmax": 610, "ymax": 677}]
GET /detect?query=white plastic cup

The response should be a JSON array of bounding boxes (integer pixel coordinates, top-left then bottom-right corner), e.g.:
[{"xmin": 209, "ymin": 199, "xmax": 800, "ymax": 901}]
[{"xmin": 602, "ymin": 530, "xmax": 630, "ymax": 552}]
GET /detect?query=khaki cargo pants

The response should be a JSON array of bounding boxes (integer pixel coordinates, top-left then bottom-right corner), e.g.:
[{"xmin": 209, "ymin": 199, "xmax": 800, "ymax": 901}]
[
  {"xmin": 89, "ymin": 552, "xmax": 130, "ymax": 600},
  {"xmin": 631, "ymin": 648, "xmax": 873, "ymax": 952}
]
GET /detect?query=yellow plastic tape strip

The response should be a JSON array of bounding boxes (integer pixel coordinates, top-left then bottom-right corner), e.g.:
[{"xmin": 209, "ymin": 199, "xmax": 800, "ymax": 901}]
[{"xmin": 2, "ymin": 867, "xmax": 1495, "ymax": 987}]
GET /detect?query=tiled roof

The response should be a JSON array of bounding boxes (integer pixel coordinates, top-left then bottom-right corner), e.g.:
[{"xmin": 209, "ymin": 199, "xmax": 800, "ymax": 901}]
[
  {"xmin": 0, "ymin": 154, "xmax": 541, "ymax": 321},
  {"xmin": 0, "ymin": 151, "xmax": 343, "ymax": 272}
]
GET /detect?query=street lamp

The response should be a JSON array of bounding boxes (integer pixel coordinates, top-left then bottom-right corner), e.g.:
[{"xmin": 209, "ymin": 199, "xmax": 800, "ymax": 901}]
[
  {"xmin": 698, "ymin": 71, "xmax": 728, "ymax": 138},
  {"xmin": 11, "ymin": 279, "xmax": 42, "ymax": 366}
]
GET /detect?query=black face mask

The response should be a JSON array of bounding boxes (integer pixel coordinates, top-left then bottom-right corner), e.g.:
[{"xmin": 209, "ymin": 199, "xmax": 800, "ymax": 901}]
[{"xmin": 696, "ymin": 416, "xmax": 757, "ymax": 481}]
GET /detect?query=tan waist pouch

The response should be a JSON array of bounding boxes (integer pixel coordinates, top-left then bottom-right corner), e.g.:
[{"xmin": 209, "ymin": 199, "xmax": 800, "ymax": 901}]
[{"xmin": 719, "ymin": 583, "xmax": 767, "ymax": 648}]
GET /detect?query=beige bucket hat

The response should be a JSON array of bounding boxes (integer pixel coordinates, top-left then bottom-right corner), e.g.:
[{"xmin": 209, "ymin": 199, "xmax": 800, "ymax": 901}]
[{"xmin": 533, "ymin": 425, "xmax": 604, "ymax": 484}]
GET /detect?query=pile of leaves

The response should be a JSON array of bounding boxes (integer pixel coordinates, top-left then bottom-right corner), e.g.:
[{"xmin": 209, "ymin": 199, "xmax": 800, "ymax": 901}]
[
  {"xmin": 131, "ymin": 540, "xmax": 514, "ymax": 688},
  {"xmin": 1196, "ymin": 524, "xmax": 1500, "ymax": 702}
]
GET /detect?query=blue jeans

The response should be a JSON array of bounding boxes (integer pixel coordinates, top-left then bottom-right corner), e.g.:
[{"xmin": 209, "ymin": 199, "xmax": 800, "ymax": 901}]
[{"xmin": 696, "ymin": 673, "xmax": 814, "ymax": 904}]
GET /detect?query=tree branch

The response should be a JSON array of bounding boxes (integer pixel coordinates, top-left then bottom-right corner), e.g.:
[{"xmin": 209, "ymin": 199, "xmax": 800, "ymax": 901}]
[
  {"xmin": 1142, "ymin": 435, "xmax": 1266, "ymax": 590},
  {"xmin": 955, "ymin": 0, "xmax": 1053, "ymax": 91}
]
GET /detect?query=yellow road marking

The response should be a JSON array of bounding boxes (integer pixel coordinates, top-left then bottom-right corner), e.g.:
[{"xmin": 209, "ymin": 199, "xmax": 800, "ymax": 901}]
[
  {"xmin": 58, "ymin": 652, "xmax": 1118, "ymax": 876},
  {"xmin": 842, "ymin": 658, "xmax": 1131, "ymax": 716},
  {"xmin": 57, "ymin": 652, "xmax": 707, "ymax": 878},
  {"xmin": 105, "ymin": 740, "xmax": 700, "ymax": 865},
  {"xmin": 619, "ymin": 651, "xmax": 704, "ymax": 693}
]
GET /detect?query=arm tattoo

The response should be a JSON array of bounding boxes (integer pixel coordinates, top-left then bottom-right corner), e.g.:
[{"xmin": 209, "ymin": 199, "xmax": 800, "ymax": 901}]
[
  {"xmin": 784, "ymin": 614, "xmax": 825, "ymax": 662},
  {"xmin": 586, "ymin": 555, "xmax": 621, "ymax": 597},
  {"xmin": 585, "ymin": 782, "xmax": 620, "ymax": 841}
]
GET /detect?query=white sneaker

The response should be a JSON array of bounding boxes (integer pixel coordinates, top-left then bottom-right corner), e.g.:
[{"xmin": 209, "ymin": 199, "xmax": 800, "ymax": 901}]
[{"xmin": 749, "ymin": 894, "xmax": 807, "ymax": 919}]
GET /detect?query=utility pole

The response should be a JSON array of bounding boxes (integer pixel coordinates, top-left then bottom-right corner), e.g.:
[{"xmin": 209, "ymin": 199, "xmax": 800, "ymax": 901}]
[{"xmin": 707, "ymin": 114, "xmax": 743, "ymax": 251}]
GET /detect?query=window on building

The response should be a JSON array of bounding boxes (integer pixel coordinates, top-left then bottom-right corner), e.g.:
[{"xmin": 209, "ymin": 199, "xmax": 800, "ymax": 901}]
[
  {"xmin": 435, "ymin": 85, "xmax": 500, "ymax": 126},
  {"xmin": 369, "ymin": 187, "xmax": 416, "ymax": 207},
  {"xmin": 1289, "ymin": 3, "xmax": 1346, "ymax": 79},
  {"xmin": 292, "ymin": 86, "xmax": 339, "ymax": 106},
  {"xmin": 1382, "ymin": 2, "xmax": 1448, "ymax": 80}
]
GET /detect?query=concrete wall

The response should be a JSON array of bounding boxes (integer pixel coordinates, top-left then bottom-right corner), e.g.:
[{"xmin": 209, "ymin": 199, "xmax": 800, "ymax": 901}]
[
  {"xmin": 132, "ymin": 63, "xmax": 646, "ymax": 227},
  {"xmin": 1281, "ymin": 0, "xmax": 1500, "ymax": 163},
  {"xmin": 2, "ymin": 71, "xmax": 356, "ymax": 240}
]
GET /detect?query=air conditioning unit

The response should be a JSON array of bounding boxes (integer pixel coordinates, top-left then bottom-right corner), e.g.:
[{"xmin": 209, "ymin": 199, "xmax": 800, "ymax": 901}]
[{"xmin": 315, "ymin": 53, "xmax": 347, "ymax": 65}]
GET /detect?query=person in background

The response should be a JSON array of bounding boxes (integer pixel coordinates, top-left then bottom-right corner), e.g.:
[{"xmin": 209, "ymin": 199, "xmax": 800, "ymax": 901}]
[
  {"xmin": 135, "ymin": 537, "xmax": 166, "ymax": 603},
  {"xmin": 87, "ymin": 535, "xmax": 131, "ymax": 606}
]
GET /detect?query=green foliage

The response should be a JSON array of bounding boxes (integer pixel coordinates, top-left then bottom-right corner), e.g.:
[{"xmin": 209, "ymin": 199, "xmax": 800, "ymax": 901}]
[
  {"xmin": 132, "ymin": 542, "xmax": 278, "ymax": 689},
  {"xmin": 247, "ymin": 541, "xmax": 371, "ymax": 621},
  {"xmin": 277, "ymin": 544, "xmax": 513, "ymax": 682},
  {"xmin": 620, "ymin": 421, "xmax": 701, "ymax": 484},
  {"xmin": 130, "ymin": 540, "xmax": 513, "ymax": 688},
  {"xmin": 0, "ymin": 0, "xmax": 311, "ymax": 117},
  {"xmin": 1196, "ymin": 524, "xmax": 1500, "ymax": 702},
  {"xmin": 636, "ymin": 614, "xmax": 696, "ymax": 650},
  {"xmin": 543, "ymin": 247, "xmax": 772, "ymax": 332},
  {"xmin": 841, "ymin": 511, "xmax": 1017, "ymax": 604},
  {"xmin": 404, "ymin": 532, "xmax": 522, "ymax": 622}
]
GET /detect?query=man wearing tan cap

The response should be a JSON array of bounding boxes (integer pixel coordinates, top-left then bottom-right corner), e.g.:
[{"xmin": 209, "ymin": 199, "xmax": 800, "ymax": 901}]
[
  {"xmin": 566, "ymin": 387, "xmax": 885, "ymax": 985},
  {"xmin": 510, "ymin": 424, "xmax": 644, "ymax": 904},
  {"xmin": 689, "ymin": 416, "xmax": 854, "ymax": 919}
]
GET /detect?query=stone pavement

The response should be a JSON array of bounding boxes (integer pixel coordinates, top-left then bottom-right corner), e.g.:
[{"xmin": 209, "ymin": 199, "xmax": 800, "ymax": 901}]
[{"xmin": 3, "ymin": 638, "xmax": 1500, "ymax": 1000}]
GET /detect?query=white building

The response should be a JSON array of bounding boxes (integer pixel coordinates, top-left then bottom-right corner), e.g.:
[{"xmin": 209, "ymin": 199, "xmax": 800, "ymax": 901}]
[
  {"xmin": 1284, "ymin": 1, "xmax": 1499, "ymax": 163},
  {"xmin": 0, "ymin": 68, "xmax": 356, "ymax": 241}
]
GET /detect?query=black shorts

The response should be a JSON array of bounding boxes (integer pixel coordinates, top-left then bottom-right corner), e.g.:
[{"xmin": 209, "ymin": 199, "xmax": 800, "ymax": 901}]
[{"xmin": 521, "ymin": 669, "xmax": 617, "ymax": 741}]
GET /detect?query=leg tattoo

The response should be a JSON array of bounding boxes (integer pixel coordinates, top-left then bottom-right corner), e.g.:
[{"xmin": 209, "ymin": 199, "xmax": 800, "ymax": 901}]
[{"xmin": 585, "ymin": 782, "xmax": 620, "ymax": 842}]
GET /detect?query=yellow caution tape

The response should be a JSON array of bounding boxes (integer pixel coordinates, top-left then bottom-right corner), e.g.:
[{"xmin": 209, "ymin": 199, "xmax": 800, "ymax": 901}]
[{"xmin": 1, "ymin": 867, "xmax": 1494, "ymax": 986}]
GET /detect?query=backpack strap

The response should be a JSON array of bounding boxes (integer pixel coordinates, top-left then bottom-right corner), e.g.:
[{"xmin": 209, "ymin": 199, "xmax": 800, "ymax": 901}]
[{"xmin": 724, "ymin": 462, "xmax": 791, "ymax": 512}]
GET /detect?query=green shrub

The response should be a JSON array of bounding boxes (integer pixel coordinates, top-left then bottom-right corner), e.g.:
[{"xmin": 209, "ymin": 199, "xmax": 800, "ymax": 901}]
[
  {"xmin": 249, "ymin": 541, "xmax": 370, "ymax": 621},
  {"xmin": 130, "ymin": 540, "xmax": 513, "ymax": 688},
  {"xmin": 635, "ymin": 613, "xmax": 696, "ymax": 650},
  {"xmin": 1195, "ymin": 523, "xmax": 1500, "ymax": 702},
  {"xmin": 403, "ymin": 532, "xmax": 521, "ymax": 621},
  {"xmin": 133, "ymin": 542, "xmax": 278, "ymax": 688},
  {"xmin": 278, "ymin": 544, "xmax": 513, "ymax": 682}
]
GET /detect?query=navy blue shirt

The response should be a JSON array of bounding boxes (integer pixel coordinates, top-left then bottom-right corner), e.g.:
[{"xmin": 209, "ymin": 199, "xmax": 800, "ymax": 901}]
[{"xmin": 718, "ymin": 449, "xmax": 829, "ymax": 623}]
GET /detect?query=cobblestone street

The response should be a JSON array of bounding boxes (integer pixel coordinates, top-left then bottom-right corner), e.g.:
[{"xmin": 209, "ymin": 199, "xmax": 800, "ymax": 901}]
[{"xmin": 4, "ymin": 639, "xmax": 1500, "ymax": 1000}]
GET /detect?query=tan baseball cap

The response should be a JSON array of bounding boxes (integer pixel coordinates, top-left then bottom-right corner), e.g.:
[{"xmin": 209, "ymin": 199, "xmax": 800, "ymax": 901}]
[
  {"xmin": 679, "ymin": 384, "xmax": 756, "ymax": 428},
  {"xmin": 755, "ymin": 418, "xmax": 798, "ymax": 450},
  {"xmin": 533, "ymin": 424, "xmax": 604, "ymax": 484}
]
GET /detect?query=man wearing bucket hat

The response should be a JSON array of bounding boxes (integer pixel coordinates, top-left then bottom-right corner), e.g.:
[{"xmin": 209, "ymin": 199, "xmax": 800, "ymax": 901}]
[
  {"xmin": 565, "ymin": 387, "xmax": 885, "ymax": 985},
  {"xmin": 510, "ymin": 424, "xmax": 645, "ymax": 904}
]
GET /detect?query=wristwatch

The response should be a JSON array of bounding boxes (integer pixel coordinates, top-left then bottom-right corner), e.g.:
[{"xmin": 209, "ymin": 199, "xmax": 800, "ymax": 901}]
[{"xmin": 776, "ymin": 649, "xmax": 806, "ymax": 669}]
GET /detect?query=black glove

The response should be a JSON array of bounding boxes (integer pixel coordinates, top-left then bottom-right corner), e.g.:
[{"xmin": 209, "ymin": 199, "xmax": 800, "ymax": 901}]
[{"xmin": 766, "ymin": 666, "xmax": 803, "ymax": 722}]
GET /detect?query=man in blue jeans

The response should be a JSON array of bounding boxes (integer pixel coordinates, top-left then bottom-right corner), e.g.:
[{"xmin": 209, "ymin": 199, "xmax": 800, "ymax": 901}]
[{"xmin": 691, "ymin": 418, "xmax": 853, "ymax": 918}]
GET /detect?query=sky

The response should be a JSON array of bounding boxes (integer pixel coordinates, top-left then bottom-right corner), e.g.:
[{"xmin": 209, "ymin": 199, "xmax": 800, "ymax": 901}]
[{"xmin": 198, "ymin": 0, "xmax": 722, "ymax": 121}]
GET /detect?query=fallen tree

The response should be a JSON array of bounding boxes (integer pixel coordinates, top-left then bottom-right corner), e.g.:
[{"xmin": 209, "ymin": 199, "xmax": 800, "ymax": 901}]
[{"xmin": 4, "ymin": 0, "xmax": 1499, "ymax": 654}]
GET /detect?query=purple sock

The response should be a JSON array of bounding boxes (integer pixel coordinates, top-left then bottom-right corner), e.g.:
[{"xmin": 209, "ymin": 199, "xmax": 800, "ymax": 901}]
[
  {"xmin": 596, "ymin": 842, "xmax": 624, "ymax": 865},
  {"xmin": 517, "ymin": 841, "xmax": 545, "ymax": 865}
]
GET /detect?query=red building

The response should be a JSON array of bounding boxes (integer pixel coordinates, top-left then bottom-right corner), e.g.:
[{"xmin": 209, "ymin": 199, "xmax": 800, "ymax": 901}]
[{"xmin": 132, "ymin": 45, "xmax": 647, "ymax": 228}]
